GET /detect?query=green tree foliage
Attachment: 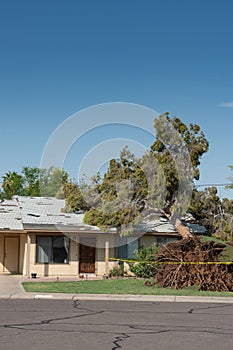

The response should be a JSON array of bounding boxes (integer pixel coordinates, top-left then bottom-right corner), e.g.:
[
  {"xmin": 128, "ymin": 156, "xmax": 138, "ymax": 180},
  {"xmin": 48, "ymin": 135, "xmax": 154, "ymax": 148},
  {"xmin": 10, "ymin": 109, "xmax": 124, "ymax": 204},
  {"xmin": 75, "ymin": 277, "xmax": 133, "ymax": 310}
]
[
  {"xmin": 64, "ymin": 114, "xmax": 209, "ymax": 236},
  {"xmin": 1, "ymin": 167, "xmax": 68, "ymax": 199},
  {"xmin": 2, "ymin": 171, "xmax": 24, "ymax": 199},
  {"xmin": 189, "ymin": 187, "xmax": 221, "ymax": 235},
  {"xmin": 62, "ymin": 180, "xmax": 91, "ymax": 212},
  {"xmin": 190, "ymin": 187, "xmax": 233, "ymax": 241},
  {"xmin": 65, "ymin": 148, "xmax": 148, "ymax": 230},
  {"xmin": 40, "ymin": 167, "xmax": 68, "ymax": 197},
  {"xmin": 151, "ymin": 114, "xmax": 209, "ymax": 215},
  {"xmin": 20, "ymin": 167, "xmax": 41, "ymax": 196},
  {"xmin": 215, "ymin": 197, "xmax": 233, "ymax": 241}
]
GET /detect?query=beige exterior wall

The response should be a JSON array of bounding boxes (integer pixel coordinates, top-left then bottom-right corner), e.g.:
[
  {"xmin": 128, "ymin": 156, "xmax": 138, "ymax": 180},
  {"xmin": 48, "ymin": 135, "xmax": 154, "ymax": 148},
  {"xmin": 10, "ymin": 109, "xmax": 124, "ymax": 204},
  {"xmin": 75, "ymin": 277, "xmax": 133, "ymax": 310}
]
[
  {"xmin": 139, "ymin": 234, "xmax": 180, "ymax": 248},
  {"xmin": 19, "ymin": 233, "xmax": 27, "ymax": 274},
  {"xmin": 139, "ymin": 235, "xmax": 158, "ymax": 247},
  {"xmin": 1, "ymin": 231, "xmax": 177, "ymax": 277},
  {"xmin": 24, "ymin": 231, "xmax": 117, "ymax": 277},
  {"xmin": 27, "ymin": 232, "xmax": 79, "ymax": 277},
  {"xmin": 0, "ymin": 234, "xmax": 3, "ymax": 272}
]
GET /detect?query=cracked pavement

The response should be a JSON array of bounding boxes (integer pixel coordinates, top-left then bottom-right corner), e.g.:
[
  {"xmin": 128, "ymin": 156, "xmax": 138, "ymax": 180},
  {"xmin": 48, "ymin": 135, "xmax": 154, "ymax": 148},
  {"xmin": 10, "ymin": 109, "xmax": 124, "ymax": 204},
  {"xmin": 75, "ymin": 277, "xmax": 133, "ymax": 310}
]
[{"xmin": 0, "ymin": 299, "xmax": 233, "ymax": 349}]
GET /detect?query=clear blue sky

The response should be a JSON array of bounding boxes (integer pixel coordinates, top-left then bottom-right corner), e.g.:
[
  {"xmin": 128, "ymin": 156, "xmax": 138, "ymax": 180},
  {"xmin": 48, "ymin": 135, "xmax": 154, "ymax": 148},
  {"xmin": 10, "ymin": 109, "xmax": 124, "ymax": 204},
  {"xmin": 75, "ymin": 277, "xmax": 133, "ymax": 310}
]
[{"xmin": 1, "ymin": 0, "xmax": 233, "ymax": 198}]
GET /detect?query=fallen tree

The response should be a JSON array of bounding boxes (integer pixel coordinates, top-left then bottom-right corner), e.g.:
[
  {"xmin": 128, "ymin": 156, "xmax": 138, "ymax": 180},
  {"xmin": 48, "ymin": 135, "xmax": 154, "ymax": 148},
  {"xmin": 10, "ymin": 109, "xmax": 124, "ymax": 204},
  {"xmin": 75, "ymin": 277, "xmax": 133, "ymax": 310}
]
[{"xmin": 156, "ymin": 236, "xmax": 233, "ymax": 292}]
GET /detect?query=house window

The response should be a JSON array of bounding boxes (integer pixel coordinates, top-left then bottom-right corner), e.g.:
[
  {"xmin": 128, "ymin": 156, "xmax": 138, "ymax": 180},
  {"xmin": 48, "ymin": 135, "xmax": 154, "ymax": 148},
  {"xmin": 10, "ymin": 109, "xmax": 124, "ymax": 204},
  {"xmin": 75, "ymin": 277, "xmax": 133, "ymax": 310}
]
[
  {"xmin": 36, "ymin": 236, "xmax": 69, "ymax": 263},
  {"xmin": 118, "ymin": 237, "xmax": 139, "ymax": 259},
  {"xmin": 156, "ymin": 236, "xmax": 179, "ymax": 248}
]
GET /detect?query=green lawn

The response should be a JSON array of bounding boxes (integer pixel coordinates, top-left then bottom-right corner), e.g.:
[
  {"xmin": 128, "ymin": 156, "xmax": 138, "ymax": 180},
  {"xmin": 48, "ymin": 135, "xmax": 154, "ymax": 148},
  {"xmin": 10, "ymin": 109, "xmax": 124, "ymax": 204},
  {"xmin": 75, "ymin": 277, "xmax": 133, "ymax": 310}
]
[{"xmin": 22, "ymin": 278, "xmax": 233, "ymax": 297}]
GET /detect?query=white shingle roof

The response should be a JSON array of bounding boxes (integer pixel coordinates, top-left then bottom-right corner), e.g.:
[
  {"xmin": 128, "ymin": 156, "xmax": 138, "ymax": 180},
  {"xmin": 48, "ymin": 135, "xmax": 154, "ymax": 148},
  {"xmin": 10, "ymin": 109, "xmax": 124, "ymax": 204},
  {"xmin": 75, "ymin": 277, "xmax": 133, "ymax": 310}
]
[
  {"xmin": 0, "ymin": 199, "xmax": 23, "ymax": 230},
  {"xmin": 18, "ymin": 196, "xmax": 103, "ymax": 230},
  {"xmin": 0, "ymin": 196, "xmax": 206, "ymax": 234},
  {"xmin": 0, "ymin": 197, "xmax": 94, "ymax": 231},
  {"xmin": 134, "ymin": 217, "xmax": 177, "ymax": 233}
]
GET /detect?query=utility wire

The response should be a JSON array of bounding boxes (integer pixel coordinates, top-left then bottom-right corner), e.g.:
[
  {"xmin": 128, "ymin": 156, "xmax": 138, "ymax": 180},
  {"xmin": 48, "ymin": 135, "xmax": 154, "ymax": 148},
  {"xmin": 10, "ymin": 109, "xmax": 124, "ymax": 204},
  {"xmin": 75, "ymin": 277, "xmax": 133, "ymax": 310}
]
[{"xmin": 195, "ymin": 183, "xmax": 231, "ymax": 188}]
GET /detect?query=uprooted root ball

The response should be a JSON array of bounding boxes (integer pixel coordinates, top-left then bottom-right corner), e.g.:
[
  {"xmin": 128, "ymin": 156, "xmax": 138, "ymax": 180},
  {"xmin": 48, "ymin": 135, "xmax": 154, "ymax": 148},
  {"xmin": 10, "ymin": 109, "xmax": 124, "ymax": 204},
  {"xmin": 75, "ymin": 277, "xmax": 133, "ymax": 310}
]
[{"xmin": 156, "ymin": 237, "xmax": 233, "ymax": 292}]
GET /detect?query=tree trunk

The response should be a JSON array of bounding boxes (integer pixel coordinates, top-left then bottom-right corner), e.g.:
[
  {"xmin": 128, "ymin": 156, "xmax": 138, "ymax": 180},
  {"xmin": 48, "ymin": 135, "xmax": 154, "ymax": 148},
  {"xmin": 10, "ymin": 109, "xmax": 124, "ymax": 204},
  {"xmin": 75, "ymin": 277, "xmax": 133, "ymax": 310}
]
[
  {"xmin": 144, "ymin": 205, "xmax": 194, "ymax": 239},
  {"xmin": 161, "ymin": 209, "xmax": 194, "ymax": 239},
  {"xmin": 174, "ymin": 217, "xmax": 193, "ymax": 239}
]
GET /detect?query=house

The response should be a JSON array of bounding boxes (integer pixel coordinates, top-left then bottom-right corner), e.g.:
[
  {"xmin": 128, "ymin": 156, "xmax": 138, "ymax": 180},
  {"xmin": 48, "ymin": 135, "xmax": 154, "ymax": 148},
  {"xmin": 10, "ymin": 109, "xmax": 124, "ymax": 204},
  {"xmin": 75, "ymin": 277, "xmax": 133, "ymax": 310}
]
[
  {"xmin": 0, "ymin": 196, "xmax": 206, "ymax": 277},
  {"xmin": 0, "ymin": 196, "xmax": 117, "ymax": 277}
]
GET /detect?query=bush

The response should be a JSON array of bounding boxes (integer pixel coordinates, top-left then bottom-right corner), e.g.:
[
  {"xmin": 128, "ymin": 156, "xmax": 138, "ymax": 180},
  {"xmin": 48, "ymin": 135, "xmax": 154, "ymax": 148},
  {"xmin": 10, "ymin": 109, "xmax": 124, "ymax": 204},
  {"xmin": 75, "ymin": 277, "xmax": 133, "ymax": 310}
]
[
  {"xmin": 108, "ymin": 266, "xmax": 125, "ymax": 277},
  {"xmin": 128, "ymin": 245, "xmax": 158, "ymax": 278}
]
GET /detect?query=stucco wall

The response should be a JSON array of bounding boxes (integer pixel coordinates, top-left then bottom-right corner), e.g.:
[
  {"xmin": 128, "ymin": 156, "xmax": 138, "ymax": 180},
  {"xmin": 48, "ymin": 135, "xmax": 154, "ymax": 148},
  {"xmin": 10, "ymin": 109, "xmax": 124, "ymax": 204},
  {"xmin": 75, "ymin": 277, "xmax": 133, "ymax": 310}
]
[
  {"xmin": 19, "ymin": 233, "xmax": 26, "ymax": 274},
  {"xmin": 0, "ymin": 231, "xmax": 118, "ymax": 276},
  {"xmin": 26, "ymin": 232, "xmax": 117, "ymax": 277},
  {"xmin": 28, "ymin": 232, "xmax": 79, "ymax": 277},
  {"xmin": 139, "ymin": 235, "xmax": 158, "ymax": 247},
  {"xmin": 0, "ymin": 234, "xmax": 3, "ymax": 272}
]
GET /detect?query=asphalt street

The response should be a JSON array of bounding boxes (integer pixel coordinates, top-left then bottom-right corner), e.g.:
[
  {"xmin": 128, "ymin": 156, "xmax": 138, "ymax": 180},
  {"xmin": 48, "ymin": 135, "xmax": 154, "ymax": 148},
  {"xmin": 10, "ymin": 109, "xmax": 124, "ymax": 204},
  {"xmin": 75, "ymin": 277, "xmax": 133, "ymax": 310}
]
[{"xmin": 0, "ymin": 299, "xmax": 232, "ymax": 350}]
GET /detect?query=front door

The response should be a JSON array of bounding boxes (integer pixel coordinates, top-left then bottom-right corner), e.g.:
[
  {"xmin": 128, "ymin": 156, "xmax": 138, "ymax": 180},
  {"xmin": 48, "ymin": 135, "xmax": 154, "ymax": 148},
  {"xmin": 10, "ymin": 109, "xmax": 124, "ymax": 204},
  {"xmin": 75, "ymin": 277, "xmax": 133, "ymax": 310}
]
[
  {"xmin": 4, "ymin": 236, "xmax": 19, "ymax": 273},
  {"xmin": 79, "ymin": 238, "xmax": 96, "ymax": 273}
]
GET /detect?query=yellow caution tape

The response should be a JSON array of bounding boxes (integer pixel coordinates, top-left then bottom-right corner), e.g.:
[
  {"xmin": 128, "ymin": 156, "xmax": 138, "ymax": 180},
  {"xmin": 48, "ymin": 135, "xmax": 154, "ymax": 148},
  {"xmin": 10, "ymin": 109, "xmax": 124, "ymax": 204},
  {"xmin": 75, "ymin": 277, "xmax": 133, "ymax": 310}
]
[{"xmin": 105, "ymin": 257, "xmax": 233, "ymax": 265}]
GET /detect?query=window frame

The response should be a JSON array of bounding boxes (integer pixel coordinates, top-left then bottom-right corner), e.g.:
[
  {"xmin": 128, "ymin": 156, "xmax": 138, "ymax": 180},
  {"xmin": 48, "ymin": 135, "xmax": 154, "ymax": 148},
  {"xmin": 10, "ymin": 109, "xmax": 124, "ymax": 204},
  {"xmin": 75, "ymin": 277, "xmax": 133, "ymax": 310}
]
[
  {"xmin": 118, "ymin": 237, "xmax": 139, "ymax": 260},
  {"xmin": 36, "ymin": 235, "xmax": 70, "ymax": 264}
]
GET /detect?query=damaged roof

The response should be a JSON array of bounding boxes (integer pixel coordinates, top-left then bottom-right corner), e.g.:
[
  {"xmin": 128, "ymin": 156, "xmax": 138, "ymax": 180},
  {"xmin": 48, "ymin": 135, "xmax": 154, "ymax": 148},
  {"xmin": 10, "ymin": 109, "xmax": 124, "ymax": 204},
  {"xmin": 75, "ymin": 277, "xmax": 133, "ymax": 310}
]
[
  {"xmin": 0, "ymin": 199, "xmax": 23, "ymax": 230},
  {"xmin": 0, "ymin": 196, "xmax": 206, "ymax": 235},
  {"xmin": 134, "ymin": 217, "xmax": 176, "ymax": 233},
  {"xmin": 0, "ymin": 196, "xmax": 103, "ymax": 231}
]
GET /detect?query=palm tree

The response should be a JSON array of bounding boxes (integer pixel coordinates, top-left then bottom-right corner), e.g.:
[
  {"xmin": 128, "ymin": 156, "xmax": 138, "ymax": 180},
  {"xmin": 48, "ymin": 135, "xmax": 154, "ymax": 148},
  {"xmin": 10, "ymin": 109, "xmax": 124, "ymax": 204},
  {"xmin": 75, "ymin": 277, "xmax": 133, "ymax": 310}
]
[{"xmin": 2, "ymin": 171, "xmax": 24, "ymax": 199}]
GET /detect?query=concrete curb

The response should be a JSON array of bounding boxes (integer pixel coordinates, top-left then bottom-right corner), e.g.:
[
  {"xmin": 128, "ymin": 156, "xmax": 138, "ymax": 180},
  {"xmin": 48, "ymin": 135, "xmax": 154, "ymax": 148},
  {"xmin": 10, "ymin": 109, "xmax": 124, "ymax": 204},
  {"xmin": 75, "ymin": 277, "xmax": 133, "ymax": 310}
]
[
  {"xmin": 1, "ymin": 276, "xmax": 233, "ymax": 303},
  {"xmin": 1, "ymin": 292, "xmax": 233, "ymax": 303}
]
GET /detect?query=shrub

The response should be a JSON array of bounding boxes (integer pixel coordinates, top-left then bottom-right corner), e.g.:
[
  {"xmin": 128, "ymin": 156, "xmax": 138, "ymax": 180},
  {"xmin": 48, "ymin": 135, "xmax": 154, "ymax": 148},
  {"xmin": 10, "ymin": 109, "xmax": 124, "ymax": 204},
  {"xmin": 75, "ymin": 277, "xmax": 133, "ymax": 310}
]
[
  {"xmin": 108, "ymin": 266, "xmax": 125, "ymax": 277},
  {"xmin": 128, "ymin": 245, "xmax": 158, "ymax": 278}
]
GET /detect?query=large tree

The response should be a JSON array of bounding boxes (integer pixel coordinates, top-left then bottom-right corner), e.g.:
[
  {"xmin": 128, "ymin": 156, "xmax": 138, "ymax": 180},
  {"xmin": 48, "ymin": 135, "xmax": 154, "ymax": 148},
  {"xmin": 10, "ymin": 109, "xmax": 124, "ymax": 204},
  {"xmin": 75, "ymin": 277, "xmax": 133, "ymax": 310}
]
[
  {"xmin": 1, "ymin": 167, "xmax": 68, "ymax": 199},
  {"xmin": 40, "ymin": 167, "xmax": 68, "ymax": 197},
  {"xmin": 189, "ymin": 186, "xmax": 233, "ymax": 240},
  {"xmin": 148, "ymin": 114, "xmax": 209, "ymax": 237},
  {"xmin": 64, "ymin": 114, "xmax": 209, "ymax": 238},
  {"xmin": 20, "ymin": 166, "xmax": 41, "ymax": 196},
  {"xmin": 227, "ymin": 166, "xmax": 233, "ymax": 190},
  {"xmin": 2, "ymin": 171, "xmax": 24, "ymax": 199}
]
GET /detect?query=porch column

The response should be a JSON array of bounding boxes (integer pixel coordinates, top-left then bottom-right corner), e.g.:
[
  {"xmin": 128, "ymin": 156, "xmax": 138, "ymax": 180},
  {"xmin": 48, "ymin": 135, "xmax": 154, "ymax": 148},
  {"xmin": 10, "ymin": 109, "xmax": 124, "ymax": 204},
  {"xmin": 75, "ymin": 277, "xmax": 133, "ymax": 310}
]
[
  {"xmin": 105, "ymin": 240, "xmax": 109, "ymax": 275},
  {"xmin": 26, "ymin": 233, "xmax": 31, "ymax": 278}
]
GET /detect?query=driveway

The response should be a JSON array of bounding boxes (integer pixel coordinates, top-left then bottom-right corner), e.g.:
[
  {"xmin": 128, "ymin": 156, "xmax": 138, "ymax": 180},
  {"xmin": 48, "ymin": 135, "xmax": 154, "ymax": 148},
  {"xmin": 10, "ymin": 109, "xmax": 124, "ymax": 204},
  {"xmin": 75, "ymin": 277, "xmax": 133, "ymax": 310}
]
[{"xmin": 0, "ymin": 274, "xmax": 26, "ymax": 298}]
